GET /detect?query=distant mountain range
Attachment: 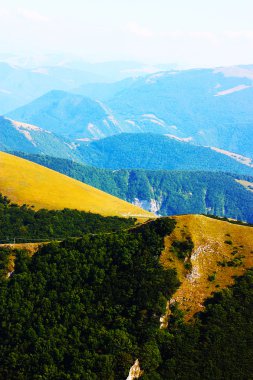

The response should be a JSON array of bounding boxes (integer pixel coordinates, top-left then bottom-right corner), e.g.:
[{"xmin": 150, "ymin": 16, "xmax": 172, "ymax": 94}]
[
  {"xmin": 7, "ymin": 66, "xmax": 253, "ymax": 159},
  {"xmin": 13, "ymin": 152, "xmax": 253, "ymax": 223}
]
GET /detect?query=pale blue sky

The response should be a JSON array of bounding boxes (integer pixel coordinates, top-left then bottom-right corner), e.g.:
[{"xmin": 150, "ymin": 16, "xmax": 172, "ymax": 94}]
[{"xmin": 1, "ymin": 0, "xmax": 253, "ymax": 66}]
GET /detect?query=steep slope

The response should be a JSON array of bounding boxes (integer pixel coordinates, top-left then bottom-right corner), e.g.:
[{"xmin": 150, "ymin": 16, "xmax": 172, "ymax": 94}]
[
  {"xmin": 161, "ymin": 214, "xmax": 253, "ymax": 322},
  {"xmin": 7, "ymin": 90, "xmax": 121, "ymax": 140},
  {"xmin": 77, "ymin": 133, "xmax": 253, "ymax": 174},
  {"xmin": 0, "ymin": 116, "xmax": 81, "ymax": 161},
  {"xmin": 13, "ymin": 153, "xmax": 253, "ymax": 223},
  {"xmin": 107, "ymin": 67, "xmax": 253, "ymax": 158},
  {"xmin": 0, "ymin": 152, "xmax": 152, "ymax": 218}
]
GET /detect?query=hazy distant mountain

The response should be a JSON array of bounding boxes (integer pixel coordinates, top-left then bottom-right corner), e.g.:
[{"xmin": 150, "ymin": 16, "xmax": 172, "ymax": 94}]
[
  {"xmin": 77, "ymin": 133, "xmax": 253, "ymax": 175},
  {"xmin": 72, "ymin": 77, "xmax": 137, "ymax": 101},
  {"xmin": 0, "ymin": 116, "xmax": 80, "ymax": 161},
  {"xmin": 70, "ymin": 61, "xmax": 178, "ymax": 81},
  {"xmin": 0, "ymin": 54, "xmax": 178, "ymax": 80},
  {"xmin": 0, "ymin": 62, "xmax": 103, "ymax": 113},
  {"xmin": 7, "ymin": 90, "xmax": 122, "ymax": 140}
]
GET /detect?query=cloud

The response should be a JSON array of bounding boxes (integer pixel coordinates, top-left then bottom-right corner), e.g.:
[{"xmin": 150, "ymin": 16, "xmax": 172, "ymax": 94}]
[
  {"xmin": 160, "ymin": 30, "xmax": 218, "ymax": 44},
  {"xmin": 126, "ymin": 26, "xmax": 219, "ymax": 45},
  {"xmin": 18, "ymin": 9, "xmax": 49, "ymax": 23},
  {"xmin": 0, "ymin": 8, "xmax": 10, "ymax": 18},
  {"xmin": 223, "ymin": 30, "xmax": 253, "ymax": 40},
  {"xmin": 127, "ymin": 22, "xmax": 153, "ymax": 38}
]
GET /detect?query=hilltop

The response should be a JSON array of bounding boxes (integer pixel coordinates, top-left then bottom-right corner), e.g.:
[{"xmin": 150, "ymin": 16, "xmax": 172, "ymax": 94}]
[{"xmin": 0, "ymin": 151, "xmax": 152, "ymax": 218}]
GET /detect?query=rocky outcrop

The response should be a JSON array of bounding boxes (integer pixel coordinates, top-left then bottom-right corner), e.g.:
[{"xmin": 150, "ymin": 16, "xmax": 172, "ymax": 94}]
[
  {"xmin": 133, "ymin": 198, "xmax": 161, "ymax": 214},
  {"xmin": 126, "ymin": 359, "xmax": 143, "ymax": 380}
]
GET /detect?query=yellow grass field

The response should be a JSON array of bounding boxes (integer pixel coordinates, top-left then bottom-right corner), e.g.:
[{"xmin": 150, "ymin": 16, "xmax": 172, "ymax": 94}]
[
  {"xmin": 0, "ymin": 151, "xmax": 153, "ymax": 218},
  {"xmin": 160, "ymin": 214, "xmax": 253, "ymax": 321}
]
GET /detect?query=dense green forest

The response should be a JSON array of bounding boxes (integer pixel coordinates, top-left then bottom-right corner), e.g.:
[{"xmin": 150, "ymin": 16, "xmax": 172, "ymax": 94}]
[
  {"xmin": 0, "ymin": 218, "xmax": 178, "ymax": 379},
  {"xmin": 0, "ymin": 194, "xmax": 136, "ymax": 243},
  {"xmin": 0, "ymin": 218, "xmax": 252, "ymax": 379},
  {"xmin": 157, "ymin": 270, "xmax": 253, "ymax": 380},
  {"xmin": 13, "ymin": 152, "xmax": 253, "ymax": 223}
]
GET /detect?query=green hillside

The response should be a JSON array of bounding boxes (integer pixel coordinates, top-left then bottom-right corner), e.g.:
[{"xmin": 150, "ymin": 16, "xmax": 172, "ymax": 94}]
[{"xmin": 14, "ymin": 152, "xmax": 253, "ymax": 223}]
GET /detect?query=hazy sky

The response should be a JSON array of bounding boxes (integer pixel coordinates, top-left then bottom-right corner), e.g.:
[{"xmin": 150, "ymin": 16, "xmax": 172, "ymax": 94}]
[{"xmin": 1, "ymin": 0, "xmax": 253, "ymax": 66}]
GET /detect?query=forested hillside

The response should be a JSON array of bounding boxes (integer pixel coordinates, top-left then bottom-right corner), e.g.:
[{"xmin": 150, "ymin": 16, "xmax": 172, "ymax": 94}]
[
  {"xmin": 77, "ymin": 134, "xmax": 253, "ymax": 174},
  {"xmin": 0, "ymin": 218, "xmax": 252, "ymax": 379},
  {"xmin": 14, "ymin": 152, "xmax": 253, "ymax": 223}
]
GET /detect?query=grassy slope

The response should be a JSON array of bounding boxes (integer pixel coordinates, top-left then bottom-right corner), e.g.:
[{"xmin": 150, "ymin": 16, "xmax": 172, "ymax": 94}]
[
  {"xmin": 0, "ymin": 152, "xmax": 152, "ymax": 218},
  {"xmin": 160, "ymin": 214, "xmax": 253, "ymax": 321}
]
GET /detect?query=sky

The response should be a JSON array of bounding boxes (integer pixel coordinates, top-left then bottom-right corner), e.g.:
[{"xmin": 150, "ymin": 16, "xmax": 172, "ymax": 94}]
[{"xmin": 1, "ymin": 0, "xmax": 253, "ymax": 67}]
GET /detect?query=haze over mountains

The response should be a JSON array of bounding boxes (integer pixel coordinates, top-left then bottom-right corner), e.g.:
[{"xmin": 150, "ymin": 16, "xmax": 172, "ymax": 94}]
[
  {"xmin": 2, "ymin": 0, "xmax": 253, "ymax": 377},
  {"xmin": 6, "ymin": 65, "xmax": 253, "ymax": 160},
  {"xmin": 0, "ymin": 60, "xmax": 177, "ymax": 114},
  {"xmin": 1, "ymin": 60, "xmax": 253, "ymax": 223}
]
